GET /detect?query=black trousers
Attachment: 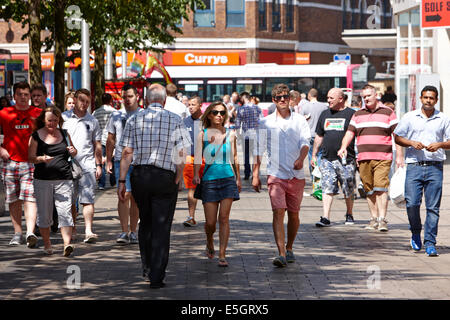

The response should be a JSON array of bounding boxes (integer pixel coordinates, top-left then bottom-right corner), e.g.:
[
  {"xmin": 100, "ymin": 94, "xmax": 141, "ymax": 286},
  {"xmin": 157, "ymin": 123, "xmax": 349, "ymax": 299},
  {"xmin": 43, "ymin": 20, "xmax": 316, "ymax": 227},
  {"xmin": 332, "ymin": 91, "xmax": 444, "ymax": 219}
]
[{"xmin": 131, "ymin": 165, "xmax": 178, "ymax": 284}]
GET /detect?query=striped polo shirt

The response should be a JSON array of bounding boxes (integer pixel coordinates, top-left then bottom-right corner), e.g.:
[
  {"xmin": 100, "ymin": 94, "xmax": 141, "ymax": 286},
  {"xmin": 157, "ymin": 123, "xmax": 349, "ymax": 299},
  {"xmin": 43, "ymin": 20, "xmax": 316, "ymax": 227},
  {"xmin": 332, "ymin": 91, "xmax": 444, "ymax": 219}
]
[{"xmin": 347, "ymin": 102, "xmax": 398, "ymax": 161}]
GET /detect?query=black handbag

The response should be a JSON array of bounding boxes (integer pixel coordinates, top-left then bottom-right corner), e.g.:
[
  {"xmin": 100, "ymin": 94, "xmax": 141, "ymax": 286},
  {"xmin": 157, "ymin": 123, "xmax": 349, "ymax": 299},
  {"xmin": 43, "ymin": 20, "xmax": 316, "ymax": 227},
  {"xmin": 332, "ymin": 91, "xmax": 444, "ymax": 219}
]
[
  {"xmin": 194, "ymin": 134, "xmax": 227, "ymax": 200},
  {"xmin": 61, "ymin": 129, "xmax": 82, "ymax": 180}
]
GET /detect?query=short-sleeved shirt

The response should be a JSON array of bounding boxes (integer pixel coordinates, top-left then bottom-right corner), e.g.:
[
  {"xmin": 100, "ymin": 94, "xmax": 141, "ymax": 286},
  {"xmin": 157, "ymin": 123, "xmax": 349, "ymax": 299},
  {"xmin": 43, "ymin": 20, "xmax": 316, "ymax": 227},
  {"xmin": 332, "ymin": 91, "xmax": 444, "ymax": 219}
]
[
  {"xmin": 183, "ymin": 115, "xmax": 202, "ymax": 156},
  {"xmin": 255, "ymin": 111, "xmax": 311, "ymax": 180},
  {"xmin": 106, "ymin": 108, "xmax": 141, "ymax": 161},
  {"xmin": 347, "ymin": 103, "xmax": 398, "ymax": 161},
  {"xmin": 0, "ymin": 106, "xmax": 41, "ymax": 162},
  {"xmin": 316, "ymin": 107, "xmax": 356, "ymax": 161},
  {"xmin": 62, "ymin": 110, "xmax": 102, "ymax": 172},
  {"xmin": 92, "ymin": 104, "xmax": 115, "ymax": 146},
  {"xmin": 235, "ymin": 103, "xmax": 262, "ymax": 133},
  {"xmin": 299, "ymin": 101, "xmax": 329, "ymax": 137},
  {"xmin": 394, "ymin": 108, "xmax": 450, "ymax": 163},
  {"xmin": 119, "ymin": 103, "xmax": 192, "ymax": 173}
]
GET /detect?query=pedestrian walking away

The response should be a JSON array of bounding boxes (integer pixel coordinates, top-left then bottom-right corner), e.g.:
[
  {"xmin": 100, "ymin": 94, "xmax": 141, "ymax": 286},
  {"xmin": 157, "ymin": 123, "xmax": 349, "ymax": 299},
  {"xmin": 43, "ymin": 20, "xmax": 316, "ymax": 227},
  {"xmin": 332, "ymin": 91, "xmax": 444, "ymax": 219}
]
[
  {"xmin": 253, "ymin": 83, "xmax": 311, "ymax": 267},
  {"xmin": 62, "ymin": 88, "xmax": 103, "ymax": 243},
  {"xmin": 298, "ymin": 88, "xmax": 328, "ymax": 182},
  {"xmin": 0, "ymin": 81, "xmax": 40, "ymax": 248},
  {"xmin": 193, "ymin": 101, "xmax": 241, "ymax": 268},
  {"xmin": 312, "ymin": 88, "xmax": 356, "ymax": 227},
  {"xmin": 28, "ymin": 106, "xmax": 76, "ymax": 257},
  {"xmin": 93, "ymin": 93, "xmax": 116, "ymax": 190},
  {"xmin": 182, "ymin": 96, "xmax": 205, "ymax": 227},
  {"xmin": 394, "ymin": 85, "xmax": 450, "ymax": 256},
  {"xmin": 235, "ymin": 91, "xmax": 261, "ymax": 180},
  {"xmin": 106, "ymin": 84, "xmax": 140, "ymax": 245},
  {"xmin": 338, "ymin": 84, "xmax": 403, "ymax": 232},
  {"xmin": 119, "ymin": 83, "xmax": 191, "ymax": 289}
]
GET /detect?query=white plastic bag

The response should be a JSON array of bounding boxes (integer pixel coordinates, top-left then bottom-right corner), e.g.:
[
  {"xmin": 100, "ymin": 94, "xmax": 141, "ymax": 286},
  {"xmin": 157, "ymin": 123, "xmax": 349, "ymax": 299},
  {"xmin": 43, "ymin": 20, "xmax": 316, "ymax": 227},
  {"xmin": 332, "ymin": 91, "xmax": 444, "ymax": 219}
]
[{"xmin": 389, "ymin": 166, "xmax": 406, "ymax": 208}]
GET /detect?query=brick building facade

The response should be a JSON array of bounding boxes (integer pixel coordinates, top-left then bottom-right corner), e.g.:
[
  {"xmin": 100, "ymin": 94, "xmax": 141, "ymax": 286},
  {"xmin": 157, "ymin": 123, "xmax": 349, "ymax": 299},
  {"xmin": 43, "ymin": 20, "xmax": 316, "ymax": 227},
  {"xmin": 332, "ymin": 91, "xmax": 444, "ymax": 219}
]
[{"xmin": 160, "ymin": 0, "xmax": 395, "ymax": 71}]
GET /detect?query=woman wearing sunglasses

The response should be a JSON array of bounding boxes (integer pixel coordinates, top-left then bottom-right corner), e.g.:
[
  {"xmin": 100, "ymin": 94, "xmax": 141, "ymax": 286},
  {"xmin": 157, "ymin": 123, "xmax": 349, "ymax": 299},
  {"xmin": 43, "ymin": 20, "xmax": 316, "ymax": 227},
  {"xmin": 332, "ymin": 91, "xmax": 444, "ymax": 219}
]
[{"xmin": 193, "ymin": 101, "xmax": 241, "ymax": 267}]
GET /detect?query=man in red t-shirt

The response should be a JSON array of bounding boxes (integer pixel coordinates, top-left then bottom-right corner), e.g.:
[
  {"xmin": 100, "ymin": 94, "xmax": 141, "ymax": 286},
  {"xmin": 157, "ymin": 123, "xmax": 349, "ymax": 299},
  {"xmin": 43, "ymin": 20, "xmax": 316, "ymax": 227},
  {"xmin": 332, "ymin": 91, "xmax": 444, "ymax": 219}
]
[{"xmin": 0, "ymin": 81, "xmax": 41, "ymax": 247}]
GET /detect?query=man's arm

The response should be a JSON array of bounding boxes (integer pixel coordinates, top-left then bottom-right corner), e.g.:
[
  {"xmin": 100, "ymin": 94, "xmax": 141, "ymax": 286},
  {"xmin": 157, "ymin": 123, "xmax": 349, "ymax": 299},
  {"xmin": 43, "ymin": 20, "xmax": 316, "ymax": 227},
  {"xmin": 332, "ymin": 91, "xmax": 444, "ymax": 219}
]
[
  {"xmin": 118, "ymin": 146, "xmax": 133, "ymax": 201},
  {"xmin": 337, "ymin": 130, "xmax": 355, "ymax": 158},
  {"xmin": 94, "ymin": 141, "xmax": 103, "ymax": 179},
  {"xmin": 394, "ymin": 134, "xmax": 427, "ymax": 150},
  {"xmin": 294, "ymin": 144, "xmax": 309, "ymax": 170},
  {"xmin": 311, "ymin": 135, "xmax": 324, "ymax": 167},
  {"xmin": 106, "ymin": 133, "xmax": 116, "ymax": 174}
]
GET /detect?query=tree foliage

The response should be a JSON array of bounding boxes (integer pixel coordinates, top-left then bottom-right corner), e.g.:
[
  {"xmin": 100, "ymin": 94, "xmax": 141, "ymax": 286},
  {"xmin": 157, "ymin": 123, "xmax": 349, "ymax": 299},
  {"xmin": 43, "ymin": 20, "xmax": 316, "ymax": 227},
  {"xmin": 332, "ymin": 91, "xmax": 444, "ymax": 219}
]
[{"xmin": 0, "ymin": 0, "xmax": 204, "ymax": 107}]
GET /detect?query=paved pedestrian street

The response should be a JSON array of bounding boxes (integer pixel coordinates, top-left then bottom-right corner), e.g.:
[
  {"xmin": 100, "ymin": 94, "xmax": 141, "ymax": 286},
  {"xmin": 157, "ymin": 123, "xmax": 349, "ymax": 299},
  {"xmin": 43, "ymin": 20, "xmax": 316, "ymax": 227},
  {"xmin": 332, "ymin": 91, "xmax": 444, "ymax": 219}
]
[{"xmin": 2, "ymin": 164, "xmax": 450, "ymax": 301}]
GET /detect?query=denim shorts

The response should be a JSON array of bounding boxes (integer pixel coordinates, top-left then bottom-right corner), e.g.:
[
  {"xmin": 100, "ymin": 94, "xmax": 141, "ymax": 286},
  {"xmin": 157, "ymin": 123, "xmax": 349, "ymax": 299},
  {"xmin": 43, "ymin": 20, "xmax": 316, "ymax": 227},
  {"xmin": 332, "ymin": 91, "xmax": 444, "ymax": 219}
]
[
  {"xmin": 114, "ymin": 160, "xmax": 133, "ymax": 192},
  {"xmin": 201, "ymin": 176, "xmax": 239, "ymax": 204}
]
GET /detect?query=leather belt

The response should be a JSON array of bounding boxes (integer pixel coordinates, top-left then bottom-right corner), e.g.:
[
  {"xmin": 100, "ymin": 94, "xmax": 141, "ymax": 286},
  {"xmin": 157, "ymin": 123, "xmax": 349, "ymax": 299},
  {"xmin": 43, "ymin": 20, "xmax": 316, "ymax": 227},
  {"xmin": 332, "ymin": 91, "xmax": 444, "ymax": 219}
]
[{"xmin": 411, "ymin": 161, "xmax": 442, "ymax": 166}]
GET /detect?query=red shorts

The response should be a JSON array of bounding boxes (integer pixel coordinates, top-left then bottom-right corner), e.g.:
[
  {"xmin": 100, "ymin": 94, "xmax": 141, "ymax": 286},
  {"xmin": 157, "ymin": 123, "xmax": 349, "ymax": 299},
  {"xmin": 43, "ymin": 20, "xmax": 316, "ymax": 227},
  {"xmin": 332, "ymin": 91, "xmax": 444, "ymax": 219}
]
[
  {"xmin": 267, "ymin": 176, "xmax": 305, "ymax": 212},
  {"xmin": 183, "ymin": 156, "xmax": 205, "ymax": 189}
]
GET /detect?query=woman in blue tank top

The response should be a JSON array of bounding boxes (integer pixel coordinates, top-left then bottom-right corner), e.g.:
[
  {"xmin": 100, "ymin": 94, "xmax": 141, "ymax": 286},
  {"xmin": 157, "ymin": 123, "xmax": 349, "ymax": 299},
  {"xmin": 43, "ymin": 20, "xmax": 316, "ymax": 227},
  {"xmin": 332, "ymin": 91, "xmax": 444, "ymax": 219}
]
[{"xmin": 193, "ymin": 101, "xmax": 241, "ymax": 267}]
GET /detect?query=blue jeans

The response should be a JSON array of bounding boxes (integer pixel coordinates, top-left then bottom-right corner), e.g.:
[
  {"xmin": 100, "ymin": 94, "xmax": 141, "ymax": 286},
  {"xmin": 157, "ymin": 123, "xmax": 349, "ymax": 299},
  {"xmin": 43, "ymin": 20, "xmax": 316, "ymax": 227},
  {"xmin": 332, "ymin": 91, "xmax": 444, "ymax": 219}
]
[
  {"xmin": 98, "ymin": 145, "xmax": 116, "ymax": 188},
  {"xmin": 405, "ymin": 162, "xmax": 443, "ymax": 247}
]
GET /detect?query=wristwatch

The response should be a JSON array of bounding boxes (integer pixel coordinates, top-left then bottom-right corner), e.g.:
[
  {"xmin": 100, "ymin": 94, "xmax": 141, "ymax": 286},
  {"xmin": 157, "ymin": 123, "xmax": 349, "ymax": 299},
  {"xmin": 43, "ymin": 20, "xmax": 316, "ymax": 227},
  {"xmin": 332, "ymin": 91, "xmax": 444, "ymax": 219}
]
[{"xmin": 118, "ymin": 180, "xmax": 126, "ymax": 183}]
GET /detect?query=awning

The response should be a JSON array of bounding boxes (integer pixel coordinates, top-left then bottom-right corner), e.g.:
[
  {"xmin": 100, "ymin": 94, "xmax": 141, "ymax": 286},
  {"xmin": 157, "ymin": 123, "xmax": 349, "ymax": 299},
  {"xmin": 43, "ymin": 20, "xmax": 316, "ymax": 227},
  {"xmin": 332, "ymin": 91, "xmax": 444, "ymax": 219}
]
[{"xmin": 342, "ymin": 29, "xmax": 397, "ymax": 49}]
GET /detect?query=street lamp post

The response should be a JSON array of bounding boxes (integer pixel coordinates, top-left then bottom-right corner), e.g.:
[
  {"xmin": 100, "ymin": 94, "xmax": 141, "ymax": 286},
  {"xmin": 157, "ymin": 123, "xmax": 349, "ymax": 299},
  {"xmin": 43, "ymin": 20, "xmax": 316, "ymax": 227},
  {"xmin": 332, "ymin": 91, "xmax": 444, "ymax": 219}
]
[{"xmin": 81, "ymin": 19, "xmax": 90, "ymax": 90}]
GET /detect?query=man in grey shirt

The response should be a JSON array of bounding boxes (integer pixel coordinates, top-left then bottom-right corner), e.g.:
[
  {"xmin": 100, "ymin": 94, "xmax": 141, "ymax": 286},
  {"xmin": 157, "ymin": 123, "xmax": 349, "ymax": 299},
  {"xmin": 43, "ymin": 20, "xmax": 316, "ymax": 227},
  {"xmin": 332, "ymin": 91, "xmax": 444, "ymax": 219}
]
[{"xmin": 299, "ymin": 88, "xmax": 328, "ymax": 180}]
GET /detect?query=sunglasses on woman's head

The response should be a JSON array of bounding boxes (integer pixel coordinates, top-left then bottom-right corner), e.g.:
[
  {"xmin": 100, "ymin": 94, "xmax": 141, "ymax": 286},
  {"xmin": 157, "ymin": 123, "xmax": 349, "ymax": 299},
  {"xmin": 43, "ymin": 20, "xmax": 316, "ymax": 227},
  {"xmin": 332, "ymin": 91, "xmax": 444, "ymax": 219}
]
[{"xmin": 211, "ymin": 110, "xmax": 227, "ymax": 116}]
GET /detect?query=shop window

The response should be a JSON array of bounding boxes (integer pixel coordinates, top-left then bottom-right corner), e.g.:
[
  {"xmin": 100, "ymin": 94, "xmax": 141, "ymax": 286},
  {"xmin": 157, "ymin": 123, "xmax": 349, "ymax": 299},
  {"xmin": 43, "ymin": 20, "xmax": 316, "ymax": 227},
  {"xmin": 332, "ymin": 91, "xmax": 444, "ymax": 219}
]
[
  {"xmin": 195, "ymin": 0, "xmax": 215, "ymax": 28},
  {"xmin": 286, "ymin": 0, "xmax": 293, "ymax": 32},
  {"xmin": 227, "ymin": 0, "xmax": 245, "ymax": 27},
  {"xmin": 272, "ymin": 0, "xmax": 281, "ymax": 32},
  {"xmin": 258, "ymin": 0, "xmax": 267, "ymax": 30}
]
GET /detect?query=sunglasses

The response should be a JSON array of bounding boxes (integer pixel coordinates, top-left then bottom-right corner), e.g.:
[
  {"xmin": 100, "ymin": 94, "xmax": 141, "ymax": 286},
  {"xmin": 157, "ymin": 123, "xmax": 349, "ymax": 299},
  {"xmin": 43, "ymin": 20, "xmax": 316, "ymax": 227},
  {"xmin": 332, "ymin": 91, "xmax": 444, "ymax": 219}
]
[
  {"xmin": 211, "ymin": 110, "xmax": 227, "ymax": 116},
  {"xmin": 273, "ymin": 94, "xmax": 290, "ymax": 101}
]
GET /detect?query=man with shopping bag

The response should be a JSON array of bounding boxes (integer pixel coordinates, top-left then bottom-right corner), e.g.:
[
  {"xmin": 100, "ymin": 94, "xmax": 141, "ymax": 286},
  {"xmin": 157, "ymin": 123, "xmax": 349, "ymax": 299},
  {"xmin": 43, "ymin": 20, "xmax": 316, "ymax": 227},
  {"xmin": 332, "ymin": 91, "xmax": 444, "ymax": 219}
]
[
  {"xmin": 394, "ymin": 85, "xmax": 450, "ymax": 256},
  {"xmin": 312, "ymin": 88, "xmax": 356, "ymax": 227}
]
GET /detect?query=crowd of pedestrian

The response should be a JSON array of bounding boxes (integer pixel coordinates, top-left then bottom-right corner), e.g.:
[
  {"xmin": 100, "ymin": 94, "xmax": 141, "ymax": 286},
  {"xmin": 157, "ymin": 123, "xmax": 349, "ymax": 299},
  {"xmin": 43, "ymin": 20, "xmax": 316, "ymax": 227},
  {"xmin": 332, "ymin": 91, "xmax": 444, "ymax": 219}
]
[{"xmin": 1, "ymin": 79, "xmax": 449, "ymax": 289}]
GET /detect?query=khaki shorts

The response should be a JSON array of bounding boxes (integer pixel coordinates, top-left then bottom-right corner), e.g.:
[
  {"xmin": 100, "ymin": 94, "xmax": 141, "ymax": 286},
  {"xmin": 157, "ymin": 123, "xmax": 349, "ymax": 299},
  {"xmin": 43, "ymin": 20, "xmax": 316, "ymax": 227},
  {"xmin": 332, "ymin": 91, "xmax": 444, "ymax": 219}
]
[{"xmin": 358, "ymin": 160, "xmax": 392, "ymax": 195}]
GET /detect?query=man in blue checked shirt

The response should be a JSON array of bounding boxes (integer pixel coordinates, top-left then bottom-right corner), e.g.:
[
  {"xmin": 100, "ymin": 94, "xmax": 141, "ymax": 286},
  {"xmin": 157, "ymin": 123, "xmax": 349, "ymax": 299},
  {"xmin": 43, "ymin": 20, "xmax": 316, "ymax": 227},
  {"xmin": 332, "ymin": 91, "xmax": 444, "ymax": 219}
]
[
  {"xmin": 235, "ymin": 91, "xmax": 262, "ymax": 180},
  {"xmin": 394, "ymin": 85, "xmax": 450, "ymax": 257}
]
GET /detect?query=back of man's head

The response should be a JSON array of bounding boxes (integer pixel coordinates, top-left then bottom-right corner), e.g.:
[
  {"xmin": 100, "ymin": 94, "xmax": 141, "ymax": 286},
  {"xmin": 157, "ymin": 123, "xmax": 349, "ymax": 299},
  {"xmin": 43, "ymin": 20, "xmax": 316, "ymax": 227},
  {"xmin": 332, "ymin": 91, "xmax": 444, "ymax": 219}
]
[
  {"xmin": 102, "ymin": 93, "xmax": 113, "ymax": 105},
  {"xmin": 308, "ymin": 88, "xmax": 319, "ymax": 101},
  {"xmin": 240, "ymin": 92, "xmax": 250, "ymax": 103},
  {"xmin": 166, "ymin": 83, "xmax": 177, "ymax": 97},
  {"xmin": 147, "ymin": 84, "xmax": 166, "ymax": 105}
]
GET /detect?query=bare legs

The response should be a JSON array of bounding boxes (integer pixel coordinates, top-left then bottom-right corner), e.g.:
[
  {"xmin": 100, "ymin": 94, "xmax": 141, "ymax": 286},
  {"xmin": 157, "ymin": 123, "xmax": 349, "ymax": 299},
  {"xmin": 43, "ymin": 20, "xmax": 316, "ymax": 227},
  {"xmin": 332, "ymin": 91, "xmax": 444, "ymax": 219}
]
[
  {"xmin": 273, "ymin": 209, "xmax": 300, "ymax": 257},
  {"xmin": 203, "ymin": 199, "xmax": 233, "ymax": 262}
]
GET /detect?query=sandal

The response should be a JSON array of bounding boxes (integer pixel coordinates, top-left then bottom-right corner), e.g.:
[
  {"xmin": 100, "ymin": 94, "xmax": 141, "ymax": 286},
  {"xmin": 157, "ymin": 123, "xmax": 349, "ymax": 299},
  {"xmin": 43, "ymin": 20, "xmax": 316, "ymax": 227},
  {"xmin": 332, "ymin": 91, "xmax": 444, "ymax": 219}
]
[
  {"xmin": 83, "ymin": 234, "xmax": 98, "ymax": 244},
  {"xmin": 218, "ymin": 258, "xmax": 229, "ymax": 267},
  {"xmin": 63, "ymin": 245, "xmax": 74, "ymax": 257},
  {"xmin": 205, "ymin": 246, "xmax": 215, "ymax": 259}
]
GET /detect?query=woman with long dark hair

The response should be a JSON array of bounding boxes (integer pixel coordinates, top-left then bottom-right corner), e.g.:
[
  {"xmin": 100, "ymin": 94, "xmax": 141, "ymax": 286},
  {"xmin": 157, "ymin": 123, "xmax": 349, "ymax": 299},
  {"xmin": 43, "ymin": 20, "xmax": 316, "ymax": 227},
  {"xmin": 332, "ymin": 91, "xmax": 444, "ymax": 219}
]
[
  {"xmin": 193, "ymin": 101, "xmax": 241, "ymax": 267},
  {"xmin": 28, "ymin": 106, "xmax": 77, "ymax": 256}
]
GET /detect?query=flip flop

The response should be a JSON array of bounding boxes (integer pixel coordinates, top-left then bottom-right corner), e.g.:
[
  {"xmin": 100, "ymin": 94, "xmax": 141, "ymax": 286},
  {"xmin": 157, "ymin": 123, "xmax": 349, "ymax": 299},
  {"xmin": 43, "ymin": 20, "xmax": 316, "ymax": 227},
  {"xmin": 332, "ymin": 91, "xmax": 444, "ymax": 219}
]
[
  {"xmin": 218, "ymin": 258, "xmax": 229, "ymax": 267},
  {"xmin": 205, "ymin": 246, "xmax": 215, "ymax": 259},
  {"xmin": 83, "ymin": 234, "xmax": 98, "ymax": 244},
  {"xmin": 63, "ymin": 245, "xmax": 74, "ymax": 257}
]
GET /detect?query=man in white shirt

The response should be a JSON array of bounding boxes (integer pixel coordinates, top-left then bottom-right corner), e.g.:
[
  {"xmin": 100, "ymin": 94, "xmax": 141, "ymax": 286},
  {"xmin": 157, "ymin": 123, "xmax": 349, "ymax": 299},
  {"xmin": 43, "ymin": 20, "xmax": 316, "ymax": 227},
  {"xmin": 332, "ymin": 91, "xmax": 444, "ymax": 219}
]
[
  {"xmin": 92, "ymin": 93, "xmax": 116, "ymax": 190},
  {"xmin": 62, "ymin": 88, "xmax": 103, "ymax": 243},
  {"xmin": 164, "ymin": 83, "xmax": 189, "ymax": 118},
  {"xmin": 106, "ymin": 84, "xmax": 140, "ymax": 245},
  {"xmin": 252, "ymin": 83, "xmax": 311, "ymax": 268}
]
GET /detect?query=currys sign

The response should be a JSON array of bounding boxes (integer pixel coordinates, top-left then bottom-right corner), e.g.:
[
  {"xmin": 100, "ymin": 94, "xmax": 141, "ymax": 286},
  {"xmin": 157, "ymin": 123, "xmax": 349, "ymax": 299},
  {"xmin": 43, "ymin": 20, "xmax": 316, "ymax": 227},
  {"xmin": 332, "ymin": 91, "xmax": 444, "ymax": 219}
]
[{"xmin": 169, "ymin": 51, "xmax": 240, "ymax": 66}]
